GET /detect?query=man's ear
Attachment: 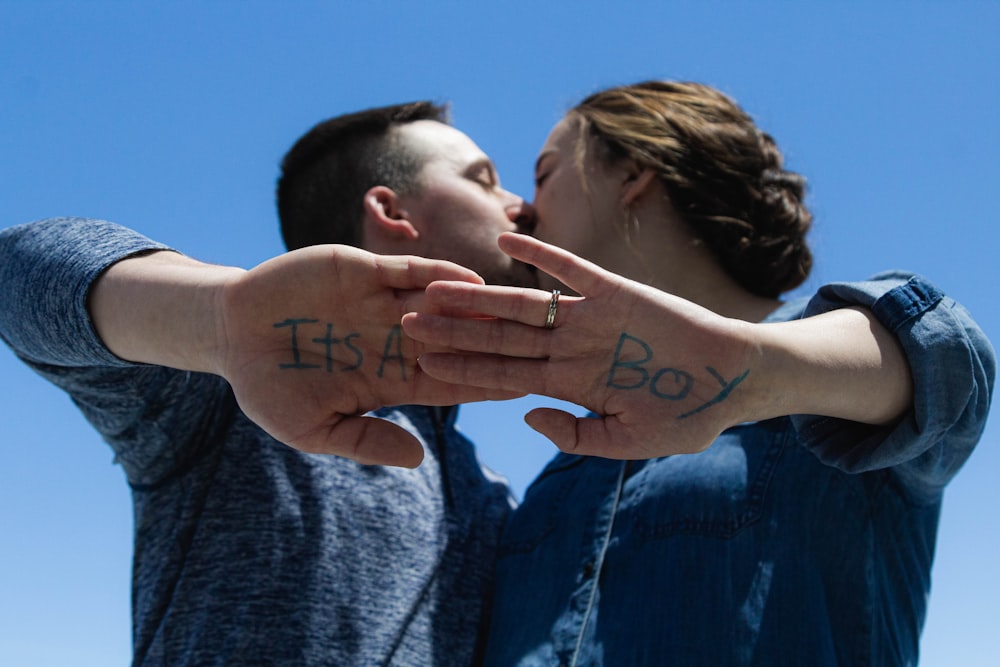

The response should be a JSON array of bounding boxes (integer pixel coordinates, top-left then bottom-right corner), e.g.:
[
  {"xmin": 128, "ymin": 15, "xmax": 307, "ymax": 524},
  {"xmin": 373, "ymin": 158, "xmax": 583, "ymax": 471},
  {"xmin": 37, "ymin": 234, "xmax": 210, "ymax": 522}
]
[
  {"xmin": 620, "ymin": 168, "xmax": 658, "ymax": 207},
  {"xmin": 363, "ymin": 185, "xmax": 420, "ymax": 241}
]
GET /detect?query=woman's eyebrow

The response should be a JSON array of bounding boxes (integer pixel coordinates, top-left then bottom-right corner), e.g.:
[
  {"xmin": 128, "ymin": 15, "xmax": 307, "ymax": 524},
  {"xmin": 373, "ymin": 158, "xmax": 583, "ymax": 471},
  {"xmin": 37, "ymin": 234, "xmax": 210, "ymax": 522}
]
[{"xmin": 534, "ymin": 150, "xmax": 556, "ymax": 174}]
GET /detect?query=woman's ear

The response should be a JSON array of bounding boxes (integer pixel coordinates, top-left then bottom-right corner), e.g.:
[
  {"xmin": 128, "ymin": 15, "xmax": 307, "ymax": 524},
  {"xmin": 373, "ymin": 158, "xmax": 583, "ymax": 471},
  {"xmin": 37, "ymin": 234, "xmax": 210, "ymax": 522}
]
[
  {"xmin": 363, "ymin": 186, "xmax": 420, "ymax": 241},
  {"xmin": 620, "ymin": 168, "xmax": 658, "ymax": 207}
]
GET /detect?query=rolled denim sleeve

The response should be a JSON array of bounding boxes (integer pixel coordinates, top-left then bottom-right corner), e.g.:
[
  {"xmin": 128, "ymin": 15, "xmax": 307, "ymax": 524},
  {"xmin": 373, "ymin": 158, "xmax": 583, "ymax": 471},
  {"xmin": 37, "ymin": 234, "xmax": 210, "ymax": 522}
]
[
  {"xmin": 0, "ymin": 218, "xmax": 234, "ymax": 486},
  {"xmin": 790, "ymin": 271, "xmax": 996, "ymax": 502}
]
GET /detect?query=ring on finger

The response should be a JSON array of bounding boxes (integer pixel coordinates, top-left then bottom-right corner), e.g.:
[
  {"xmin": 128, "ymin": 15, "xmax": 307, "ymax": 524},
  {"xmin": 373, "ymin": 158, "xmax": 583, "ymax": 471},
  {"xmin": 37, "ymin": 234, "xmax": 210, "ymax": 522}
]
[{"xmin": 544, "ymin": 289, "xmax": 560, "ymax": 329}]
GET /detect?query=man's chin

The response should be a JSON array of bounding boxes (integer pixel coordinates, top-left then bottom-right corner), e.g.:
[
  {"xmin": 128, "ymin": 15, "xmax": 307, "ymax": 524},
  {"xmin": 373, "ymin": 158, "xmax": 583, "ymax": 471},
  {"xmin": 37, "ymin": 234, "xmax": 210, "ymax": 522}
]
[
  {"xmin": 482, "ymin": 262, "xmax": 539, "ymax": 289},
  {"xmin": 537, "ymin": 272, "xmax": 572, "ymax": 295}
]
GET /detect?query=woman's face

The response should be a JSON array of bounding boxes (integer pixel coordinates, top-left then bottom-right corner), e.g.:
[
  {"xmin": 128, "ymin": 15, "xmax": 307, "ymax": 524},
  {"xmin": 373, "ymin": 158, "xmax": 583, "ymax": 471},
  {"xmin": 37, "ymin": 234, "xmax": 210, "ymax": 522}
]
[{"xmin": 531, "ymin": 116, "xmax": 626, "ymax": 286}]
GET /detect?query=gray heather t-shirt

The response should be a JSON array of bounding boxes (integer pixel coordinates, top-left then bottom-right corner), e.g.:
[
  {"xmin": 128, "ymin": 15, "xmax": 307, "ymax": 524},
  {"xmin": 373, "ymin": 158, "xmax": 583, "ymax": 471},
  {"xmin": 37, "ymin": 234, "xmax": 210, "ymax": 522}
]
[{"xmin": 0, "ymin": 218, "xmax": 513, "ymax": 666}]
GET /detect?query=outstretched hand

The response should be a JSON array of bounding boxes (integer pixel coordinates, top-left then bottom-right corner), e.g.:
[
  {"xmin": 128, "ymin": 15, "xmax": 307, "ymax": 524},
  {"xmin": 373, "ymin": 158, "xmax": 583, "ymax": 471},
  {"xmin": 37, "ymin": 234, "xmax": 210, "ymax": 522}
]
[
  {"xmin": 402, "ymin": 233, "xmax": 761, "ymax": 459},
  {"xmin": 217, "ymin": 245, "xmax": 519, "ymax": 467}
]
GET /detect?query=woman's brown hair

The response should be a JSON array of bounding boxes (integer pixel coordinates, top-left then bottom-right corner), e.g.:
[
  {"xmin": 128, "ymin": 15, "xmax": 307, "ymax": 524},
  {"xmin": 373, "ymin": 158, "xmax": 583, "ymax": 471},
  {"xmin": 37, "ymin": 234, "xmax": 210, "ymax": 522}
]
[{"xmin": 571, "ymin": 81, "xmax": 813, "ymax": 297}]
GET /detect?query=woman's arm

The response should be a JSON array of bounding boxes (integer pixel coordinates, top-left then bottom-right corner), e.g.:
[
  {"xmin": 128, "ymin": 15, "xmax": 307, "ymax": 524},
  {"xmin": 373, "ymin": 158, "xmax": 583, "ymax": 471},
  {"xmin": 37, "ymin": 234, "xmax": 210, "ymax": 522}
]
[
  {"xmin": 749, "ymin": 305, "xmax": 913, "ymax": 426},
  {"xmin": 403, "ymin": 233, "xmax": 994, "ymax": 483}
]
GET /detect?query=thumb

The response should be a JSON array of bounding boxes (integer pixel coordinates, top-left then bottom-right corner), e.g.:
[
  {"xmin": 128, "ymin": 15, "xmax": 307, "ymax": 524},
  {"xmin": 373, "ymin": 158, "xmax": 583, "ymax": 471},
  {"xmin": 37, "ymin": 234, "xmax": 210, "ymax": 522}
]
[
  {"xmin": 524, "ymin": 407, "xmax": 581, "ymax": 452},
  {"xmin": 526, "ymin": 409, "xmax": 624, "ymax": 459},
  {"xmin": 294, "ymin": 415, "xmax": 426, "ymax": 467}
]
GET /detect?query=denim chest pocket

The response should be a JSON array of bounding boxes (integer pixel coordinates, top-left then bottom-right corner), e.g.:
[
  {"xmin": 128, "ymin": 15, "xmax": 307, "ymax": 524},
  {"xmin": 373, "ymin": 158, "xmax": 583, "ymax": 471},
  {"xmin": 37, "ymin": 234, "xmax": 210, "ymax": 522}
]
[
  {"xmin": 624, "ymin": 418, "xmax": 791, "ymax": 540},
  {"xmin": 499, "ymin": 452, "xmax": 591, "ymax": 555}
]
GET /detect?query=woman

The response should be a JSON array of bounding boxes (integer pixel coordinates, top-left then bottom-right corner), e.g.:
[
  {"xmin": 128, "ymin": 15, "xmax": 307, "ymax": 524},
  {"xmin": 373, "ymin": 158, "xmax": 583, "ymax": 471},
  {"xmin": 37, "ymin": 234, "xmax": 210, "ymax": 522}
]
[{"xmin": 402, "ymin": 81, "xmax": 995, "ymax": 665}]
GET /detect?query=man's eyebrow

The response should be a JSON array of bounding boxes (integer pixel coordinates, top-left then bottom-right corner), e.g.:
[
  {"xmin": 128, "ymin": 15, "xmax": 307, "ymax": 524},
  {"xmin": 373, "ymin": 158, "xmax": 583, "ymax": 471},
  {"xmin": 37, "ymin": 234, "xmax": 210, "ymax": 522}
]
[{"xmin": 467, "ymin": 157, "xmax": 498, "ymax": 181}]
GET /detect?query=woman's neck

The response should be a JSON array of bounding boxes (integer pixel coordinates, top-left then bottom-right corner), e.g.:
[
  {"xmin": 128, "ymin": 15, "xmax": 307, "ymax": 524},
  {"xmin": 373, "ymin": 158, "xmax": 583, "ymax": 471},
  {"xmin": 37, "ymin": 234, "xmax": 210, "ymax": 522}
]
[{"xmin": 606, "ymin": 207, "xmax": 782, "ymax": 323}]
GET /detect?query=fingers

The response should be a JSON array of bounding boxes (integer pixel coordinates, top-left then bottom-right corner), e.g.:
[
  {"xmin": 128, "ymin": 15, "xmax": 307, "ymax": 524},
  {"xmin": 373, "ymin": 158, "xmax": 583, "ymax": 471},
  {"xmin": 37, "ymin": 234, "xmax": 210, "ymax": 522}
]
[
  {"xmin": 497, "ymin": 233, "xmax": 611, "ymax": 298},
  {"xmin": 398, "ymin": 289, "xmax": 493, "ymax": 319},
  {"xmin": 418, "ymin": 281, "xmax": 579, "ymax": 330},
  {"xmin": 416, "ymin": 353, "xmax": 553, "ymax": 396},
  {"xmin": 424, "ymin": 282, "xmax": 545, "ymax": 323},
  {"xmin": 373, "ymin": 254, "xmax": 484, "ymax": 290},
  {"xmin": 407, "ymin": 371, "xmax": 527, "ymax": 404},
  {"xmin": 402, "ymin": 312, "xmax": 551, "ymax": 358}
]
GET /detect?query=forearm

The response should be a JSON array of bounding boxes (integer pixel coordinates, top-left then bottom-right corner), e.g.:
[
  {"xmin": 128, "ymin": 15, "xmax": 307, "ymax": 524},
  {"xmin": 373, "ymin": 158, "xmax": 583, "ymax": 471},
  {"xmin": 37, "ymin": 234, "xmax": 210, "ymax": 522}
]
[
  {"xmin": 1, "ymin": 218, "xmax": 174, "ymax": 367},
  {"xmin": 748, "ymin": 307, "xmax": 913, "ymax": 425},
  {"xmin": 88, "ymin": 250, "xmax": 245, "ymax": 374}
]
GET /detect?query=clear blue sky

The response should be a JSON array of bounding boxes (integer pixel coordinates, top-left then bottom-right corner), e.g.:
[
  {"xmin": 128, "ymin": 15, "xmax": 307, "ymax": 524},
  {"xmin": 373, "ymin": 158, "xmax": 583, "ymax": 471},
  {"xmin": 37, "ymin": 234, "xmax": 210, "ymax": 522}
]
[{"xmin": 1, "ymin": 1, "xmax": 997, "ymax": 664}]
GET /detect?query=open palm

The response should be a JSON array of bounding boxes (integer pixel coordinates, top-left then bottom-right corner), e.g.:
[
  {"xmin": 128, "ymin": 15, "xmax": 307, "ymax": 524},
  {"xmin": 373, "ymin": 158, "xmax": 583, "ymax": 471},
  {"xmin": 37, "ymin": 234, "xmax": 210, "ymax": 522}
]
[{"xmin": 402, "ymin": 233, "xmax": 758, "ymax": 459}]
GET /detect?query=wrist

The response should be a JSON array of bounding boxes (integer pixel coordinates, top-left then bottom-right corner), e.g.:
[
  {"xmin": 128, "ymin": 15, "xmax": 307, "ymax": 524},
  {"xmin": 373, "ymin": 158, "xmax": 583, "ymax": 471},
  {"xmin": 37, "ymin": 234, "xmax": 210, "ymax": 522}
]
[
  {"xmin": 719, "ymin": 319, "xmax": 783, "ymax": 426},
  {"xmin": 740, "ymin": 308, "xmax": 912, "ymax": 425},
  {"xmin": 90, "ymin": 251, "xmax": 245, "ymax": 373}
]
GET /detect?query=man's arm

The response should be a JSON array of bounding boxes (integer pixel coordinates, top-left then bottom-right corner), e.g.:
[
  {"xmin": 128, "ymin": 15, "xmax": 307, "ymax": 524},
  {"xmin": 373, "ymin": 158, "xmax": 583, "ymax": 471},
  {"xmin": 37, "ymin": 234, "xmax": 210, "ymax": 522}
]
[
  {"xmin": 1, "ymin": 218, "xmax": 234, "ymax": 486},
  {"xmin": 3, "ymin": 218, "xmax": 516, "ymax": 468},
  {"xmin": 90, "ymin": 237, "xmax": 527, "ymax": 466}
]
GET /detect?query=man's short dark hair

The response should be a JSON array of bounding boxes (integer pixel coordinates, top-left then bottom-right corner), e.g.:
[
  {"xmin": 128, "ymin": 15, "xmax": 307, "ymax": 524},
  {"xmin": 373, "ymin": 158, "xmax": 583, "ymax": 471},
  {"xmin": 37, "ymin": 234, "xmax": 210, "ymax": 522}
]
[{"xmin": 276, "ymin": 101, "xmax": 449, "ymax": 251}]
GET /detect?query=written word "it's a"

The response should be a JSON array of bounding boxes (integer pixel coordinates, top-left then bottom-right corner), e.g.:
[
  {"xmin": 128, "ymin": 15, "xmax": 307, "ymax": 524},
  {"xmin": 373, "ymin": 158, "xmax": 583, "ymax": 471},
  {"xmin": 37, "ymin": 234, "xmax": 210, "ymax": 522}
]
[{"xmin": 272, "ymin": 318, "xmax": 408, "ymax": 381}]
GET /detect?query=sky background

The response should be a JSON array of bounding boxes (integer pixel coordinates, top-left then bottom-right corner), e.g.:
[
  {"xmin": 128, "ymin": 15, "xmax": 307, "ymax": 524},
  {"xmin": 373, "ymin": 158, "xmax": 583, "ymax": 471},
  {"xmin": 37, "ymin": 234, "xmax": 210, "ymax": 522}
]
[{"xmin": 1, "ymin": 1, "xmax": 997, "ymax": 664}]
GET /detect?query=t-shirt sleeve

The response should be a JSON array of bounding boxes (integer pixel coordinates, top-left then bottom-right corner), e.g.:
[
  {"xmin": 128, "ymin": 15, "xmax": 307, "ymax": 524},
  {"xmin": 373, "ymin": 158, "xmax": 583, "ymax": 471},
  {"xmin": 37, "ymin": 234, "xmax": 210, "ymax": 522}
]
[{"xmin": 0, "ymin": 217, "xmax": 236, "ymax": 486}]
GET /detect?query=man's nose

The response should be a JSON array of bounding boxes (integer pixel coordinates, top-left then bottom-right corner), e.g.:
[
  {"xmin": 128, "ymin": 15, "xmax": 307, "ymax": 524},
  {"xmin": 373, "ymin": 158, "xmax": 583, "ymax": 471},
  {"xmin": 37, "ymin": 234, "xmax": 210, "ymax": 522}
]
[{"xmin": 506, "ymin": 198, "xmax": 537, "ymax": 233}]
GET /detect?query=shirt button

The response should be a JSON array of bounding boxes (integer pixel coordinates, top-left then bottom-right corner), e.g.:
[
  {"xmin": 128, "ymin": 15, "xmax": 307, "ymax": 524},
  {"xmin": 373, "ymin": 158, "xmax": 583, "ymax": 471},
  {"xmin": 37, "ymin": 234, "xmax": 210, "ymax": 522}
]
[{"xmin": 581, "ymin": 560, "xmax": 595, "ymax": 579}]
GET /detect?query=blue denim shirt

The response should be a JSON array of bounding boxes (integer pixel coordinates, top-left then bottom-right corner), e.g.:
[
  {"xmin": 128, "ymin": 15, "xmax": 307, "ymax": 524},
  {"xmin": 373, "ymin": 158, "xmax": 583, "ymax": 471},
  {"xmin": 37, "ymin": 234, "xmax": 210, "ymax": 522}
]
[{"xmin": 484, "ymin": 274, "xmax": 995, "ymax": 667}]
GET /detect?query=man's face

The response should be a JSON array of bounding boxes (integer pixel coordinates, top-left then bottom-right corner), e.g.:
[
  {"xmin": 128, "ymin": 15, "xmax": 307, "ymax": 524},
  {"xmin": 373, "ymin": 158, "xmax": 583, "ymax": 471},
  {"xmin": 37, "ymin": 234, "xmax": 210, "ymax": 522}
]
[{"xmin": 393, "ymin": 121, "xmax": 537, "ymax": 288}]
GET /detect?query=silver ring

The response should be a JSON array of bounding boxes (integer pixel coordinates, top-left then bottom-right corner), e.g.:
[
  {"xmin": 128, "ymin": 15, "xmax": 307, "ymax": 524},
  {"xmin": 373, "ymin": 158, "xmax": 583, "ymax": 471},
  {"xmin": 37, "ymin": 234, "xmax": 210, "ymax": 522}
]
[{"xmin": 544, "ymin": 289, "xmax": 560, "ymax": 329}]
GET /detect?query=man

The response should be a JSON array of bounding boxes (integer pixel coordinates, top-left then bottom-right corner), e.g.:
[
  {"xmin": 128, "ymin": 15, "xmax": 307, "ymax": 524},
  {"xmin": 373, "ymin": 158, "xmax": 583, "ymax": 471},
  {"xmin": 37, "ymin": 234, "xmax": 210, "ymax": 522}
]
[{"xmin": 0, "ymin": 102, "xmax": 534, "ymax": 666}]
